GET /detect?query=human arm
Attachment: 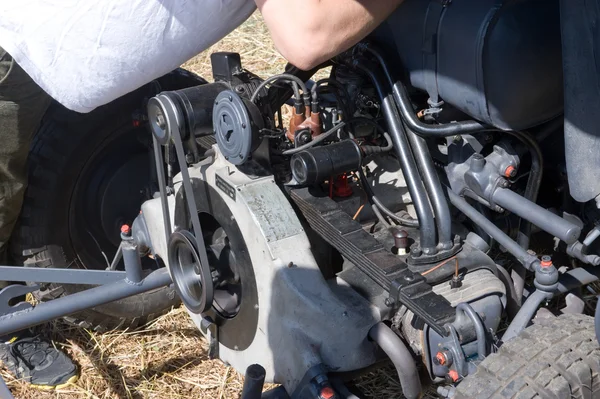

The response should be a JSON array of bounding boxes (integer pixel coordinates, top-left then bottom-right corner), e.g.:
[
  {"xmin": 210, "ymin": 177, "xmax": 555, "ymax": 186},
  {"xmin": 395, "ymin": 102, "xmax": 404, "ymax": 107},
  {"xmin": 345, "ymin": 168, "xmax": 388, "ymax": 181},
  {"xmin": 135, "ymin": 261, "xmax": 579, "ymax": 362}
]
[{"xmin": 255, "ymin": 0, "xmax": 403, "ymax": 71}]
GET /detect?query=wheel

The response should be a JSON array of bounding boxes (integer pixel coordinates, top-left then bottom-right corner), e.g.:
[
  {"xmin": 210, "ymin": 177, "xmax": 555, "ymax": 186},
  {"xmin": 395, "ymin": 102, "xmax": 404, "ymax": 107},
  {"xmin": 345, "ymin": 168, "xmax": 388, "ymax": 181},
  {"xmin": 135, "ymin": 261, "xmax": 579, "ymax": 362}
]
[
  {"xmin": 11, "ymin": 69, "xmax": 205, "ymax": 331},
  {"xmin": 454, "ymin": 313, "xmax": 600, "ymax": 399}
]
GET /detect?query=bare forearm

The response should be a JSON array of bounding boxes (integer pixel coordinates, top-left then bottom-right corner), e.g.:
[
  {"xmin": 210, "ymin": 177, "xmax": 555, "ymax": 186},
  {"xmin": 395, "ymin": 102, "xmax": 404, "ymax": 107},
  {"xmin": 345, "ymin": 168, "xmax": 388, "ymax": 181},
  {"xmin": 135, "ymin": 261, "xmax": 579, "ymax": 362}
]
[{"xmin": 256, "ymin": 0, "xmax": 403, "ymax": 70}]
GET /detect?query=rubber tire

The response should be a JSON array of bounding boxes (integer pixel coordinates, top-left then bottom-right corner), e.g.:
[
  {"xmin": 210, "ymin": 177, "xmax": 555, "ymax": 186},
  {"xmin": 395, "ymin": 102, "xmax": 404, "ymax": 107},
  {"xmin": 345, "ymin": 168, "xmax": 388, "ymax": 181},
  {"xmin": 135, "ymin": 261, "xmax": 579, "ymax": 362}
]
[
  {"xmin": 454, "ymin": 313, "xmax": 600, "ymax": 399},
  {"xmin": 11, "ymin": 69, "xmax": 205, "ymax": 331}
]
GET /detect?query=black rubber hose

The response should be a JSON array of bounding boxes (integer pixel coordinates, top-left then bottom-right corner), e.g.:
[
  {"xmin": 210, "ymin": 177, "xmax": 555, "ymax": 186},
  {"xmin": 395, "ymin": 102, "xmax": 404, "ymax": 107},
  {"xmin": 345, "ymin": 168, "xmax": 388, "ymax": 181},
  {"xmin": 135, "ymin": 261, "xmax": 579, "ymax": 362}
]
[
  {"xmin": 405, "ymin": 124, "xmax": 453, "ymax": 249},
  {"xmin": 282, "ymin": 121, "xmax": 346, "ymax": 155},
  {"xmin": 368, "ymin": 322, "xmax": 421, "ymax": 399},
  {"xmin": 355, "ymin": 62, "xmax": 437, "ymax": 252},
  {"xmin": 447, "ymin": 188, "xmax": 539, "ymax": 271},
  {"xmin": 358, "ymin": 169, "xmax": 419, "ymax": 227},
  {"xmin": 250, "ymin": 73, "xmax": 306, "ymax": 103}
]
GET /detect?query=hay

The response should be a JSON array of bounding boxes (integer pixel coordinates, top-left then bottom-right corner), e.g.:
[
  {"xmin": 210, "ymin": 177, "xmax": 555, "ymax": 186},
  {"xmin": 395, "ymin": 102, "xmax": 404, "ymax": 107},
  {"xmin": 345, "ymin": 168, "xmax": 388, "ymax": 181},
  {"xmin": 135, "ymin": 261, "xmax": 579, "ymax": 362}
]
[{"xmin": 2, "ymin": 12, "xmax": 418, "ymax": 399}]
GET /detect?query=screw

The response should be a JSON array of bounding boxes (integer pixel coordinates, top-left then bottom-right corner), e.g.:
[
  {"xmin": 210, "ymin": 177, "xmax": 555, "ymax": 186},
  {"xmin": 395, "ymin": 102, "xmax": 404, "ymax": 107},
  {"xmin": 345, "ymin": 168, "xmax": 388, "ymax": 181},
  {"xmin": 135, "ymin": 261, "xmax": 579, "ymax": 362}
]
[
  {"xmin": 411, "ymin": 247, "xmax": 422, "ymax": 257},
  {"xmin": 453, "ymin": 135, "xmax": 462, "ymax": 143},
  {"xmin": 500, "ymin": 179, "xmax": 510, "ymax": 188},
  {"xmin": 156, "ymin": 113, "xmax": 166, "ymax": 129},
  {"xmin": 235, "ymin": 86, "xmax": 245, "ymax": 93},
  {"xmin": 384, "ymin": 298, "xmax": 395, "ymax": 307},
  {"xmin": 228, "ymin": 95, "xmax": 233, "ymax": 102},
  {"xmin": 241, "ymin": 123, "xmax": 247, "ymax": 129},
  {"xmin": 287, "ymin": 262, "xmax": 294, "ymax": 268},
  {"xmin": 494, "ymin": 205, "xmax": 504, "ymax": 213},
  {"xmin": 404, "ymin": 274, "xmax": 415, "ymax": 282},
  {"xmin": 185, "ymin": 153, "xmax": 194, "ymax": 164}
]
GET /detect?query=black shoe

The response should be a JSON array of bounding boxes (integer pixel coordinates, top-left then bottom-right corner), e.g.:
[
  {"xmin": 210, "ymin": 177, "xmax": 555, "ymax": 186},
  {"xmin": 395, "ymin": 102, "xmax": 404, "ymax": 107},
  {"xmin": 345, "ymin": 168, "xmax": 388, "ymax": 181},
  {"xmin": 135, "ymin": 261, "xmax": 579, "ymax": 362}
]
[{"xmin": 0, "ymin": 335, "xmax": 78, "ymax": 389}]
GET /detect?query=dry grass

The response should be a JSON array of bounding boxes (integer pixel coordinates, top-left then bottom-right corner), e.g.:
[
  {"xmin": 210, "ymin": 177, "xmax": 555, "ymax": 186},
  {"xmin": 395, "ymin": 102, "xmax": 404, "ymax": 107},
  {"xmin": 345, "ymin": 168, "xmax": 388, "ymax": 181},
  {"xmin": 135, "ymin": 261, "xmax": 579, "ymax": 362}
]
[{"xmin": 2, "ymin": 12, "xmax": 427, "ymax": 399}]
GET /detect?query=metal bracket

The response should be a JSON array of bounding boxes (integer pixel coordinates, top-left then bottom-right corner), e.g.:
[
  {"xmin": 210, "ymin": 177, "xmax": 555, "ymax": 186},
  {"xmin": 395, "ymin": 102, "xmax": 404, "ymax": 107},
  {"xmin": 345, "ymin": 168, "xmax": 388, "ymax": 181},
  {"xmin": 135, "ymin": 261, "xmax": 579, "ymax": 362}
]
[{"xmin": 0, "ymin": 284, "xmax": 39, "ymax": 316}]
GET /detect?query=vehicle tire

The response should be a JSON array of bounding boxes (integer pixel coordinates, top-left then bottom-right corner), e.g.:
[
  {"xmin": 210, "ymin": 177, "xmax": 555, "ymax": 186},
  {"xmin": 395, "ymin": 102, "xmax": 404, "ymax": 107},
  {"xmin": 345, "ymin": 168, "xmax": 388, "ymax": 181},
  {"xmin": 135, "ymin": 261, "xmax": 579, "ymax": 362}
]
[
  {"xmin": 454, "ymin": 313, "xmax": 600, "ymax": 399},
  {"xmin": 11, "ymin": 69, "xmax": 205, "ymax": 331}
]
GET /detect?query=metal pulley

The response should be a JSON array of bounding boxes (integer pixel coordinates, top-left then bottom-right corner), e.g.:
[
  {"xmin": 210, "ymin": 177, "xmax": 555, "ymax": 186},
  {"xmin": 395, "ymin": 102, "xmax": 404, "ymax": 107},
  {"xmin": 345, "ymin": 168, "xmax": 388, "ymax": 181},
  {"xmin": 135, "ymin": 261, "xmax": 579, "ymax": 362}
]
[{"xmin": 168, "ymin": 230, "xmax": 214, "ymax": 314}]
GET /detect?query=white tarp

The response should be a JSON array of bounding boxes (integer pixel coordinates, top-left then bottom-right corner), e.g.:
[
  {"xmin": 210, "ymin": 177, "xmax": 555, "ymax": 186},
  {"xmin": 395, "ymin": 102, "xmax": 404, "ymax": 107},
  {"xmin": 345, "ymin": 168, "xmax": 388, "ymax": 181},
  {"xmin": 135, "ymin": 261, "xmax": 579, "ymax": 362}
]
[{"xmin": 0, "ymin": 0, "xmax": 256, "ymax": 113}]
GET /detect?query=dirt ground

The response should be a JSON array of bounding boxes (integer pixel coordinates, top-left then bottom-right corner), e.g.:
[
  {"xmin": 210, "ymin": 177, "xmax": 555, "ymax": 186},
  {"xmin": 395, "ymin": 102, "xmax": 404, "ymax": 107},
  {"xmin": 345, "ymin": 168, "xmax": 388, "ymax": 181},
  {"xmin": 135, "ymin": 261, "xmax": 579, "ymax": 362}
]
[{"xmin": 1, "ymin": 12, "xmax": 430, "ymax": 399}]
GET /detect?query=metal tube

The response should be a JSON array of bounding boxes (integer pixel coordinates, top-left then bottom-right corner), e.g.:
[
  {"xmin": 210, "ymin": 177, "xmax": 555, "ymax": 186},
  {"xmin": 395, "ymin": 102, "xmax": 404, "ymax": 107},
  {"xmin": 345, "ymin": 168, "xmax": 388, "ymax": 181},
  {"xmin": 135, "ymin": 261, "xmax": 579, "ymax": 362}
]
[
  {"xmin": 381, "ymin": 95, "xmax": 437, "ymax": 253},
  {"xmin": 241, "ymin": 364, "xmax": 266, "ymax": 399},
  {"xmin": 355, "ymin": 62, "xmax": 437, "ymax": 252},
  {"xmin": 0, "ymin": 268, "xmax": 171, "ymax": 337},
  {"xmin": 392, "ymin": 82, "xmax": 486, "ymax": 137},
  {"xmin": 447, "ymin": 189, "xmax": 539, "ymax": 270},
  {"xmin": 492, "ymin": 187, "xmax": 581, "ymax": 244},
  {"xmin": 0, "ymin": 266, "xmax": 126, "ymax": 285},
  {"xmin": 502, "ymin": 289, "xmax": 552, "ymax": 342},
  {"xmin": 122, "ymin": 241, "xmax": 143, "ymax": 284},
  {"xmin": 405, "ymin": 126, "xmax": 453, "ymax": 248},
  {"xmin": 368, "ymin": 322, "xmax": 421, "ymax": 399},
  {"xmin": 361, "ymin": 45, "xmax": 487, "ymax": 137},
  {"xmin": 0, "ymin": 376, "xmax": 14, "ymax": 399},
  {"xmin": 502, "ymin": 130, "xmax": 544, "ymax": 309}
]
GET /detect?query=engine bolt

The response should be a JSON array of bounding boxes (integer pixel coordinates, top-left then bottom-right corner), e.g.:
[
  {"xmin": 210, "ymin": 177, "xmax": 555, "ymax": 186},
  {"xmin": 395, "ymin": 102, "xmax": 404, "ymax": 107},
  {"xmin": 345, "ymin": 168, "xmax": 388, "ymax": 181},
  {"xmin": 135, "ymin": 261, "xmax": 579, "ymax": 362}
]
[
  {"xmin": 435, "ymin": 351, "xmax": 452, "ymax": 366},
  {"xmin": 504, "ymin": 165, "xmax": 517, "ymax": 178},
  {"xmin": 319, "ymin": 386, "xmax": 336, "ymax": 399},
  {"xmin": 384, "ymin": 298, "xmax": 395, "ymax": 307},
  {"xmin": 471, "ymin": 153, "xmax": 486, "ymax": 172},
  {"xmin": 411, "ymin": 247, "xmax": 422, "ymax": 257},
  {"xmin": 540, "ymin": 255, "xmax": 553, "ymax": 268},
  {"xmin": 447, "ymin": 370, "xmax": 460, "ymax": 383}
]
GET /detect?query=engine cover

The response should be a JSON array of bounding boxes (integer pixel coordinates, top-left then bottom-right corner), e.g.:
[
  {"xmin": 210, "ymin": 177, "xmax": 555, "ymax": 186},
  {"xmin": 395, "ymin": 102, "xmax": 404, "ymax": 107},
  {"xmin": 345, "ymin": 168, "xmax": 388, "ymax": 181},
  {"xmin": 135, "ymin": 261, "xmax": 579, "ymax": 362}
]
[
  {"xmin": 169, "ymin": 147, "xmax": 381, "ymax": 391},
  {"xmin": 370, "ymin": 0, "xmax": 563, "ymax": 130}
]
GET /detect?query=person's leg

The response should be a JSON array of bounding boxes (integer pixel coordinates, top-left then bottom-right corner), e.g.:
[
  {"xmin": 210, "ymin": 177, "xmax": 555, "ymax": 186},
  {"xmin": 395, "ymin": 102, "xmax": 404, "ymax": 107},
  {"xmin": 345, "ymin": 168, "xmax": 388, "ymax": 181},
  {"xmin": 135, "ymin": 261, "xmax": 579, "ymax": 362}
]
[{"xmin": 0, "ymin": 48, "xmax": 78, "ymax": 389}]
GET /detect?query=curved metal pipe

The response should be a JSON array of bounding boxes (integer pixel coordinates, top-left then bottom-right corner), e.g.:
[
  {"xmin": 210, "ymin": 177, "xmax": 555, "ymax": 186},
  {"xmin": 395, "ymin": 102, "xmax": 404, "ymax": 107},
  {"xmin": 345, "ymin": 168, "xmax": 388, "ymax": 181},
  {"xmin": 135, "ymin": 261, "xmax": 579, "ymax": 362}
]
[
  {"xmin": 368, "ymin": 322, "xmax": 421, "ymax": 399},
  {"xmin": 456, "ymin": 303, "xmax": 487, "ymax": 360},
  {"xmin": 355, "ymin": 62, "xmax": 437, "ymax": 252},
  {"xmin": 361, "ymin": 45, "xmax": 487, "ymax": 137},
  {"xmin": 405, "ymin": 126, "xmax": 453, "ymax": 248},
  {"xmin": 502, "ymin": 289, "xmax": 552, "ymax": 342},
  {"xmin": 392, "ymin": 82, "xmax": 487, "ymax": 137}
]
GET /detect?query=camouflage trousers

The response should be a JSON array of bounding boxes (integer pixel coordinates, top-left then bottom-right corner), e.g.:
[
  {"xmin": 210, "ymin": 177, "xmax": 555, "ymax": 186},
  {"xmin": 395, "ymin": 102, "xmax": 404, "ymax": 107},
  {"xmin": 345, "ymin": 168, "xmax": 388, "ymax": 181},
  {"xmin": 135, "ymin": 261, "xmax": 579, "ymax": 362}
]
[{"xmin": 0, "ymin": 48, "xmax": 51, "ymax": 266}]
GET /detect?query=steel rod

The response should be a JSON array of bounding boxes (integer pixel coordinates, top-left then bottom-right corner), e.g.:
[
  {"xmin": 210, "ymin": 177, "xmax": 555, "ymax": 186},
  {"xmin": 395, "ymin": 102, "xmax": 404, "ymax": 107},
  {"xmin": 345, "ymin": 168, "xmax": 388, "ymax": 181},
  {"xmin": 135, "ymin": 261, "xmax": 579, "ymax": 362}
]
[
  {"xmin": 0, "ymin": 266, "xmax": 126, "ymax": 285},
  {"xmin": 0, "ymin": 268, "xmax": 171, "ymax": 337}
]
